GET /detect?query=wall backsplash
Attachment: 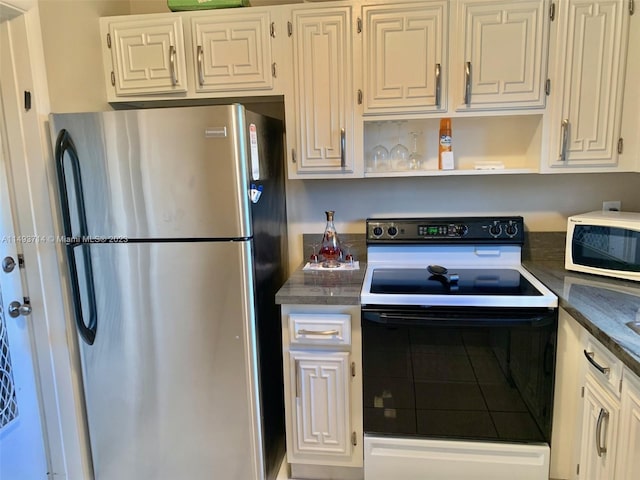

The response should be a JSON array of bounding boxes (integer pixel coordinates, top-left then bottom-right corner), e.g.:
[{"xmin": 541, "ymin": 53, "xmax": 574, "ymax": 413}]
[{"xmin": 285, "ymin": 172, "xmax": 640, "ymax": 270}]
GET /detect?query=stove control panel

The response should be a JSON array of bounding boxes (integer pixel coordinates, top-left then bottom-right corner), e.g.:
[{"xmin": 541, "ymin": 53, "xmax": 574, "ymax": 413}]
[{"xmin": 367, "ymin": 216, "xmax": 524, "ymax": 244}]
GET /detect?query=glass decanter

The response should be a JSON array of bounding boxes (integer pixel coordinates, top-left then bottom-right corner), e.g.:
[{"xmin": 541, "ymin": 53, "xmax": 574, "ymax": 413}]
[{"xmin": 320, "ymin": 210, "xmax": 342, "ymax": 268}]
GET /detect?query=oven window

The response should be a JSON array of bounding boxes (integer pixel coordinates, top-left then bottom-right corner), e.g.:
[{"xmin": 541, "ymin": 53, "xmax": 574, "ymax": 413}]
[
  {"xmin": 572, "ymin": 225, "xmax": 640, "ymax": 272},
  {"xmin": 362, "ymin": 309, "xmax": 557, "ymax": 444}
]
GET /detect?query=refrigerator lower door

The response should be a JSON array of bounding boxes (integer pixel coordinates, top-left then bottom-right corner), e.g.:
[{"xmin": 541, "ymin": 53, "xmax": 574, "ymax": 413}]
[{"xmin": 76, "ymin": 240, "xmax": 263, "ymax": 480}]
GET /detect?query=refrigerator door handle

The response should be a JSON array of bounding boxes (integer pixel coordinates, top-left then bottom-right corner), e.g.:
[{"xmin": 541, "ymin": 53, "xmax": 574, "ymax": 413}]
[{"xmin": 55, "ymin": 129, "xmax": 98, "ymax": 345}]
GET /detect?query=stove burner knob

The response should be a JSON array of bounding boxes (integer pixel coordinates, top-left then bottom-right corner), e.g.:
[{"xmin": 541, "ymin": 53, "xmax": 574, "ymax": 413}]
[
  {"xmin": 372, "ymin": 226, "xmax": 384, "ymax": 237},
  {"xmin": 489, "ymin": 223, "xmax": 502, "ymax": 237},
  {"xmin": 387, "ymin": 226, "xmax": 398, "ymax": 237},
  {"xmin": 506, "ymin": 224, "xmax": 518, "ymax": 237}
]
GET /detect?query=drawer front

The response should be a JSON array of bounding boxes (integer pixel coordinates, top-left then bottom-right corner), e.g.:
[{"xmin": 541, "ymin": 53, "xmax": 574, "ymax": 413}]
[
  {"xmin": 584, "ymin": 336, "xmax": 623, "ymax": 399},
  {"xmin": 289, "ymin": 313, "xmax": 351, "ymax": 346}
]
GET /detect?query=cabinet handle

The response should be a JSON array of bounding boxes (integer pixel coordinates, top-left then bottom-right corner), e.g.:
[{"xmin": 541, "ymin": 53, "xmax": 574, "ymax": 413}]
[
  {"xmin": 435, "ymin": 63, "xmax": 441, "ymax": 108},
  {"xmin": 297, "ymin": 329, "xmax": 339, "ymax": 336},
  {"xmin": 464, "ymin": 61, "xmax": 471, "ymax": 106},
  {"xmin": 197, "ymin": 45, "xmax": 204, "ymax": 86},
  {"xmin": 169, "ymin": 45, "xmax": 177, "ymax": 86},
  {"xmin": 340, "ymin": 128, "xmax": 346, "ymax": 168},
  {"xmin": 584, "ymin": 350, "xmax": 610, "ymax": 376},
  {"xmin": 294, "ymin": 359, "xmax": 300, "ymax": 398},
  {"xmin": 559, "ymin": 119, "xmax": 569, "ymax": 162},
  {"xmin": 595, "ymin": 408, "xmax": 609, "ymax": 457}
]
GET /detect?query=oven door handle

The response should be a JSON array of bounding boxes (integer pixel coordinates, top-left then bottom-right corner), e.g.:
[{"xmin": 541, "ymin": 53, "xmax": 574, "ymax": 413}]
[{"xmin": 363, "ymin": 310, "xmax": 555, "ymax": 328}]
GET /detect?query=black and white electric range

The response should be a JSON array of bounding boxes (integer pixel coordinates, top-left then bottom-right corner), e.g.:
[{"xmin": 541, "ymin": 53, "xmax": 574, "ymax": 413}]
[{"xmin": 360, "ymin": 217, "xmax": 558, "ymax": 480}]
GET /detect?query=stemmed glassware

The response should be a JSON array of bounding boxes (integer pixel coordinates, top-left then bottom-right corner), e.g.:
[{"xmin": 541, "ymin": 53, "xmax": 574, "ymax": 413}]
[
  {"xmin": 408, "ymin": 131, "xmax": 424, "ymax": 170},
  {"xmin": 368, "ymin": 122, "xmax": 389, "ymax": 172},
  {"xmin": 390, "ymin": 122, "xmax": 409, "ymax": 171}
]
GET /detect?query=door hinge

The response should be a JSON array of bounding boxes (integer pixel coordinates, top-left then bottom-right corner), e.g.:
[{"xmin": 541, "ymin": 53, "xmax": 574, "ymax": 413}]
[
  {"xmin": 357, "ymin": 89, "xmax": 363, "ymax": 105},
  {"xmin": 581, "ymin": 386, "xmax": 585, "ymax": 398},
  {"xmin": 545, "ymin": 78, "xmax": 551, "ymax": 96},
  {"xmin": 287, "ymin": 21, "xmax": 293, "ymax": 37},
  {"xmin": 630, "ymin": 0, "xmax": 635, "ymax": 15},
  {"xmin": 107, "ymin": 33, "xmax": 111, "ymax": 48},
  {"xmin": 111, "ymin": 71, "xmax": 115, "ymax": 86},
  {"xmin": 270, "ymin": 21, "xmax": 276, "ymax": 38},
  {"xmin": 351, "ymin": 361, "xmax": 356, "ymax": 377},
  {"xmin": 357, "ymin": 17, "xmax": 362, "ymax": 34},
  {"xmin": 291, "ymin": 148, "xmax": 297, "ymax": 163},
  {"xmin": 351, "ymin": 431, "xmax": 357, "ymax": 446},
  {"xmin": 272, "ymin": 62, "xmax": 277, "ymax": 78},
  {"xmin": 24, "ymin": 91, "xmax": 31, "ymax": 111},
  {"xmin": 618, "ymin": 138, "xmax": 624, "ymax": 154},
  {"xmin": 549, "ymin": 2, "xmax": 556, "ymax": 21}
]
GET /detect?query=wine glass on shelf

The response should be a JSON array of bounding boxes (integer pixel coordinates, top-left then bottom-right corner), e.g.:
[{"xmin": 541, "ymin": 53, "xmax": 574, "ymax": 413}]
[
  {"xmin": 367, "ymin": 122, "xmax": 389, "ymax": 172},
  {"xmin": 408, "ymin": 131, "xmax": 424, "ymax": 170},
  {"xmin": 390, "ymin": 122, "xmax": 409, "ymax": 171},
  {"xmin": 306, "ymin": 240, "xmax": 320, "ymax": 264}
]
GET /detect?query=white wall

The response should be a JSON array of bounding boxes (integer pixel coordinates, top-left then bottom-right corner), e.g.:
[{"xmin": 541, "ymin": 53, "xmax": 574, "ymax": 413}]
[{"xmin": 284, "ymin": 172, "xmax": 640, "ymax": 269}]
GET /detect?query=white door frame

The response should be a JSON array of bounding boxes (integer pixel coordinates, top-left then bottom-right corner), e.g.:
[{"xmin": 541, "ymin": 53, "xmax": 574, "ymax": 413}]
[{"xmin": 0, "ymin": 4, "xmax": 91, "ymax": 479}]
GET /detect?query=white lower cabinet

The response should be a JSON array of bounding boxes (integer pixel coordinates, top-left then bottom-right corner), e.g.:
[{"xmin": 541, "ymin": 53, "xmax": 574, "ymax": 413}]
[
  {"xmin": 555, "ymin": 309, "xmax": 640, "ymax": 480},
  {"xmin": 280, "ymin": 304, "xmax": 363, "ymax": 478}
]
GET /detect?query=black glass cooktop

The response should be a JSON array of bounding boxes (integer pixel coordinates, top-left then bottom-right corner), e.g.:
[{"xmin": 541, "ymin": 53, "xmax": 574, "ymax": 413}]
[{"xmin": 370, "ymin": 268, "xmax": 543, "ymax": 296}]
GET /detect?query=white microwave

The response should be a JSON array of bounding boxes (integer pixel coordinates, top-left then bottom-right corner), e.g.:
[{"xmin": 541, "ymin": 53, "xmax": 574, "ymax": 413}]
[{"xmin": 566, "ymin": 211, "xmax": 640, "ymax": 282}]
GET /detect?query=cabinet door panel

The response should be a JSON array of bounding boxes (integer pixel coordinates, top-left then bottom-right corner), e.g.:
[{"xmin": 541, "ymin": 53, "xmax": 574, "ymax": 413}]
[
  {"xmin": 192, "ymin": 12, "xmax": 273, "ymax": 92},
  {"xmin": 363, "ymin": 2, "xmax": 448, "ymax": 114},
  {"xmin": 457, "ymin": 0, "xmax": 548, "ymax": 110},
  {"xmin": 109, "ymin": 17, "xmax": 187, "ymax": 96},
  {"xmin": 549, "ymin": 0, "xmax": 628, "ymax": 167},
  {"xmin": 291, "ymin": 7, "xmax": 354, "ymax": 173},
  {"xmin": 578, "ymin": 373, "xmax": 619, "ymax": 479},
  {"xmin": 616, "ymin": 372, "xmax": 640, "ymax": 480},
  {"xmin": 290, "ymin": 351, "xmax": 351, "ymax": 457}
]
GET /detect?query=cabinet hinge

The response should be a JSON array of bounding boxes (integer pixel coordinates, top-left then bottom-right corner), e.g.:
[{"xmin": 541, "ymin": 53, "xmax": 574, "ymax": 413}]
[
  {"xmin": 630, "ymin": 0, "xmax": 635, "ymax": 15},
  {"xmin": 270, "ymin": 22, "xmax": 276, "ymax": 38},
  {"xmin": 351, "ymin": 431, "xmax": 357, "ymax": 446},
  {"xmin": 291, "ymin": 148, "xmax": 297, "ymax": 163},
  {"xmin": 618, "ymin": 137, "xmax": 624, "ymax": 154},
  {"xmin": 351, "ymin": 362, "xmax": 356, "ymax": 377},
  {"xmin": 106, "ymin": 33, "xmax": 111, "ymax": 49},
  {"xmin": 357, "ymin": 17, "xmax": 362, "ymax": 34},
  {"xmin": 545, "ymin": 78, "xmax": 551, "ymax": 96},
  {"xmin": 24, "ymin": 91, "xmax": 31, "ymax": 111},
  {"xmin": 549, "ymin": 2, "xmax": 556, "ymax": 21},
  {"xmin": 620, "ymin": 378, "xmax": 624, "ymax": 393},
  {"xmin": 581, "ymin": 386, "xmax": 585, "ymax": 398},
  {"xmin": 110, "ymin": 71, "xmax": 115, "ymax": 86},
  {"xmin": 18, "ymin": 254, "xmax": 25, "ymax": 268},
  {"xmin": 577, "ymin": 464, "xmax": 580, "ymax": 475},
  {"xmin": 357, "ymin": 89, "xmax": 363, "ymax": 105},
  {"xmin": 272, "ymin": 62, "xmax": 277, "ymax": 78},
  {"xmin": 287, "ymin": 21, "xmax": 293, "ymax": 37}
]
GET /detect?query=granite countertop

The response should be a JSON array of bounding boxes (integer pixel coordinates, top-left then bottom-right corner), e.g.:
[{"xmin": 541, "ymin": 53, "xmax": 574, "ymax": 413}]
[{"xmin": 276, "ymin": 232, "xmax": 640, "ymax": 377}]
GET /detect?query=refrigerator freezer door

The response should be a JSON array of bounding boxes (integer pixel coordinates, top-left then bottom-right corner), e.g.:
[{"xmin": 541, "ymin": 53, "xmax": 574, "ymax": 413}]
[
  {"xmin": 51, "ymin": 105, "xmax": 252, "ymax": 240},
  {"xmin": 76, "ymin": 241, "xmax": 264, "ymax": 480}
]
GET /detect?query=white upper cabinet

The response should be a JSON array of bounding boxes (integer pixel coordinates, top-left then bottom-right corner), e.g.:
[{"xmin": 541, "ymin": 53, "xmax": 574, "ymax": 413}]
[
  {"xmin": 288, "ymin": 4, "xmax": 356, "ymax": 176},
  {"xmin": 191, "ymin": 11, "xmax": 274, "ymax": 93},
  {"xmin": 103, "ymin": 15, "xmax": 188, "ymax": 97},
  {"xmin": 546, "ymin": 0, "xmax": 631, "ymax": 170},
  {"xmin": 453, "ymin": 0, "xmax": 550, "ymax": 111},
  {"xmin": 362, "ymin": 1, "xmax": 448, "ymax": 115}
]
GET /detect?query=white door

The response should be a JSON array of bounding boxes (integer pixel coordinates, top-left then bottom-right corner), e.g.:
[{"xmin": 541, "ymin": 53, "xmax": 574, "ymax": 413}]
[{"xmin": 0, "ymin": 82, "xmax": 49, "ymax": 479}]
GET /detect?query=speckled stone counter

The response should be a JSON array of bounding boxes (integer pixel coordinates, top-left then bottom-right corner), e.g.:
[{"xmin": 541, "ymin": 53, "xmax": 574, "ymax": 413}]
[{"xmin": 276, "ymin": 232, "xmax": 640, "ymax": 376}]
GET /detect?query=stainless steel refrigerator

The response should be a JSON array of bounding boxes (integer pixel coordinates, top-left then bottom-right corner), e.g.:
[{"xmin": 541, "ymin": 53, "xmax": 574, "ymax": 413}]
[{"xmin": 50, "ymin": 104, "xmax": 287, "ymax": 480}]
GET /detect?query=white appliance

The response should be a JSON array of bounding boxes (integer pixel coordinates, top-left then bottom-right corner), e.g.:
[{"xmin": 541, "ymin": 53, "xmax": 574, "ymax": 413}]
[
  {"xmin": 360, "ymin": 217, "xmax": 558, "ymax": 480},
  {"xmin": 50, "ymin": 105, "xmax": 287, "ymax": 480},
  {"xmin": 566, "ymin": 210, "xmax": 640, "ymax": 282}
]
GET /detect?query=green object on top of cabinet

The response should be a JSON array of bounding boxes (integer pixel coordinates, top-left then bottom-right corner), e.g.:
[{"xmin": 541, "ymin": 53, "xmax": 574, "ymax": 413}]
[{"xmin": 167, "ymin": 0, "xmax": 248, "ymax": 11}]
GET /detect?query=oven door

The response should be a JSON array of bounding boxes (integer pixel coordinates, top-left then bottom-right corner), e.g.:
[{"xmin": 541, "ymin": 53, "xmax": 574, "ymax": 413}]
[{"xmin": 361, "ymin": 306, "xmax": 557, "ymax": 480}]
